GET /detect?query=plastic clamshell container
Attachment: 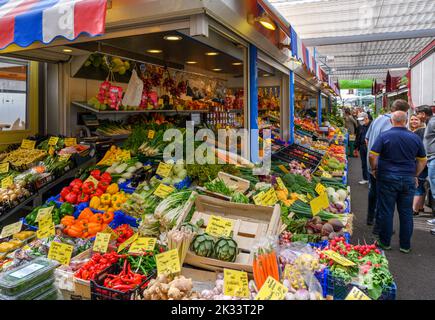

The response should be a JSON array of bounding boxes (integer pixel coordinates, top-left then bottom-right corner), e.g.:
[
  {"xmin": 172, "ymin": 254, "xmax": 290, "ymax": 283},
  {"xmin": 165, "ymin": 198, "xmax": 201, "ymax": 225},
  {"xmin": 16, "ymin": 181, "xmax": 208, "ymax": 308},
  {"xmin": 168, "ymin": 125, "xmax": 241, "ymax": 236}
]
[
  {"xmin": 0, "ymin": 257, "xmax": 59, "ymax": 296},
  {"xmin": 0, "ymin": 276, "xmax": 55, "ymax": 300},
  {"xmin": 35, "ymin": 287, "xmax": 58, "ymax": 300}
]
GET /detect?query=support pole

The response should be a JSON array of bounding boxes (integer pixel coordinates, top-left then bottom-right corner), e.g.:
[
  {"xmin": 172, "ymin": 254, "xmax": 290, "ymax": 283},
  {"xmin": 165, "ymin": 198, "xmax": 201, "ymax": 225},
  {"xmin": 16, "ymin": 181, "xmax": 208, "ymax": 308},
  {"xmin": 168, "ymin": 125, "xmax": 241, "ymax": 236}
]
[
  {"xmin": 249, "ymin": 44, "xmax": 259, "ymax": 163},
  {"xmin": 317, "ymin": 91, "xmax": 322, "ymax": 126},
  {"xmin": 289, "ymin": 70, "xmax": 295, "ymax": 144}
]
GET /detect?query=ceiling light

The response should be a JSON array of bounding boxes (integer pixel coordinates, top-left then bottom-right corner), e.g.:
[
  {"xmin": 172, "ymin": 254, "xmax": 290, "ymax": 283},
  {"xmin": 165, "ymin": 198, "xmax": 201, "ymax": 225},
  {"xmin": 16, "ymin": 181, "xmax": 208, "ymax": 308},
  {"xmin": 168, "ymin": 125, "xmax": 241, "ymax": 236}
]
[
  {"xmin": 205, "ymin": 52, "xmax": 219, "ymax": 56},
  {"xmin": 62, "ymin": 48, "xmax": 73, "ymax": 53},
  {"xmin": 212, "ymin": 68, "xmax": 222, "ymax": 72},
  {"xmin": 263, "ymin": 73, "xmax": 270, "ymax": 77},
  {"xmin": 164, "ymin": 35, "xmax": 182, "ymax": 41},
  {"xmin": 248, "ymin": 12, "xmax": 276, "ymax": 31},
  {"xmin": 186, "ymin": 61, "xmax": 197, "ymax": 65},
  {"xmin": 147, "ymin": 49, "xmax": 162, "ymax": 54},
  {"xmin": 232, "ymin": 62, "xmax": 243, "ymax": 66}
]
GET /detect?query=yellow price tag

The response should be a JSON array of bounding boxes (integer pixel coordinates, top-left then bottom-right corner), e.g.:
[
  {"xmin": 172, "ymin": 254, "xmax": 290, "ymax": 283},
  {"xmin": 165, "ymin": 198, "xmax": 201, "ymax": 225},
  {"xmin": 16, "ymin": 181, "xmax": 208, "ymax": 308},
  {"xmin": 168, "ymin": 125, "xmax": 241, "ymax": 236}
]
[
  {"xmin": 156, "ymin": 249, "xmax": 181, "ymax": 276},
  {"xmin": 205, "ymin": 216, "xmax": 234, "ymax": 238},
  {"xmin": 253, "ymin": 191, "xmax": 265, "ymax": 206},
  {"xmin": 156, "ymin": 162, "xmax": 173, "ymax": 178},
  {"xmin": 117, "ymin": 233, "xmax": 138, "ymax": 253},
  {"xmin": 38, "ymin": 213, "xmax": 53, "ymax": 230},
  {"xmin": 148, "ymin": 130, "xmax": 155, "ymax": 139},
  {"xmin": 315, "ymin": 183, "xmax": 327, "ymax": 195},
  {"xmin": 255, "ymin": 276, "xmax": 288, "ymax": 300},
  {"xmin": 37, "ymin": 223, "xmax": 55, "ymax": 239},
  {"xmin": 1, "ymin": 175, "xmax": 13, "ymax": 189},
  {"xmin": 36, "ymin": 206, "xmax": 54, "ymax": 222},
  {"xmin": 0, "ymin": 163, "xmax": 9, "ymax": 174},
  {"xmin": 223, "ymin": 269, "xmax": 250, "ymax": 298},
  {"xmin": 47, "ymin": 242, "xmax": 73, "ymax": 265},
  {"xmin": 276, "ymin": 177, "xmax": 286, "ymax": 190},
  {"xmin": 59, "ymin": 154, "xmax": 72, "ymax": 162},
  {"xmin": 307, "ymin": 193, "xmax": 313, "ymax": 200},
  {"xmin": 322, "ymin": 172, "xmax": 333, "ymax": 179},
  {"xmin": 345, "ymin": 286, "xmax": 371, "ymax": 300},
  {"xmin": 310, "ymin": 192, "xmax": 329, "ymax": 216},
  {"xmin": 0, "ymin": 221, "xmax": 23, "ymax": 239},
  {"xmin": 84, "ymin": 175, "xmax": 99, "ymax": 187},
  {"xmin": 129, "ymin": 237, "xmax": 157, "ymax": 254},
  {"xmin": 278, "ymin": 165, "xmax": 289, "ymax": 174},
  {"xmin": 262, "ymin": 188, "xmax": 278, "ymax": 206},
  {"xmin": 158, "ymin": 98, "xmax": 164, "ymax": 106},
  {"xmin": 64, "ymin": 138, "xmax": 77, "ymax": 147},
  {"xmin": 48, "ymin": 146, "xmax": 55, "ymax": 156},
  {"xmin": 48, "ymin": 136, "xmax": 59, "ymax": 146},
  {"xmin": 323, "ymin": 250, "xmax": 356, "ymax": 267},
  {"xmin": 21, "ymin": 139, "xmax": 35, "ymax": 149},
  {"xmin": 153, "ymin": 183, "xmax": 175, "ymax": 199},
  {"xmin": 93, "ymin": 232, "xmax": 112, "ymax": 253},
  {"xmin": 101, "ymin": 225, "xmax": 119, "ymax": 241}
]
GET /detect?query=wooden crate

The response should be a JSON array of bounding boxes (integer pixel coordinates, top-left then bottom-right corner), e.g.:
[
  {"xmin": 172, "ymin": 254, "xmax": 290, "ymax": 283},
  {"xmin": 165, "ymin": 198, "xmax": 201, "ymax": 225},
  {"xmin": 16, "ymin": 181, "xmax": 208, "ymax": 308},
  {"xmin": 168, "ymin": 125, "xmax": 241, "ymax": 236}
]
[
  {"xmin": 196, "ymin": 172, "xmax": 251, "ymax": 201},
  {"xmin": 172, "ymin": 191, "xmax": 197, "ymax": 230},
  {"xmin": 183, "ymin": 195, "xmax": 281, "ymax": 273}
]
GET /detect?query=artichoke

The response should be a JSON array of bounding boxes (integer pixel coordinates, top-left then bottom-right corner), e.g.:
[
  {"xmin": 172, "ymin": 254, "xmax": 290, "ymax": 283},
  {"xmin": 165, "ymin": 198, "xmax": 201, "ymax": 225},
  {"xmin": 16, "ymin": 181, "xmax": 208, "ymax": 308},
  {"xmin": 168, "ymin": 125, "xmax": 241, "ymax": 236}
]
[
  {"xmin": 181, "ymin": 218, "xmax": 204, "ymax": 234},
  {"xmin": 191, "ymin": 233, "xmax": 215, "ymax": 257},
  {"xmin": 214, "ymin": 237, "xmax": 238, "ymax": 262}
]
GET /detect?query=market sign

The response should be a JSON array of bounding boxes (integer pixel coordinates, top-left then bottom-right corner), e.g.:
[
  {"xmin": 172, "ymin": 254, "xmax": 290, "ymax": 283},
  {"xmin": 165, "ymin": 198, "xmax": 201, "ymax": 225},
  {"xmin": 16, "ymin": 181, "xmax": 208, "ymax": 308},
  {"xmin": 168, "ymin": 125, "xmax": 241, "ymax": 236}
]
[
  {"xmin": 339, "ymin": 79, "xmax": 373, "ymax": 89},
  {"xmin": 205, "ymin": 216, "xmax": 234, "ymax": 238},
  {"xmin": 156, "ymin": 249, "xmax": 181, "ymax": 276},
  {"xmin": 223, "ymin": 269, "xmax": 250, "ymax": 298},
  {"xmin": 345, "ymin": 286, "xmax": 371, "ymax": 300},
  {"xmin": 255, "ymin": 276, "xmax": 288, "ymax": 300}
]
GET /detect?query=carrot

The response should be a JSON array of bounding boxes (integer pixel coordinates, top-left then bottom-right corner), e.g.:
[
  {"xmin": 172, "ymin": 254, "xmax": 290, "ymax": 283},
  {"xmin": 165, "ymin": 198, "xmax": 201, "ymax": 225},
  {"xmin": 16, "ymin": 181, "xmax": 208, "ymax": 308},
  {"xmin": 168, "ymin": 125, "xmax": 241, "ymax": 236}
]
[
  {"xmin": 269, "ymin": 251, "xmax": 280, "ymax": 281},
  {"xmin": 260, "ymin": 253, "xmax": 271, "ymax": 282},
  {"xmin": 257, "ymin": 257, "xmax": 266, "ymax": 288}
]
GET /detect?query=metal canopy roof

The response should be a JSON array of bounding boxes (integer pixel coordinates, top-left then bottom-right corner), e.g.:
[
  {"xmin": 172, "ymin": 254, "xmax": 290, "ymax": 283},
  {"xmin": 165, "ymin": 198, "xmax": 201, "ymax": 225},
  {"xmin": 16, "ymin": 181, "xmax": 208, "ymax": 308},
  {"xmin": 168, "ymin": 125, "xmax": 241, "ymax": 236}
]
[{"xmin": 269, "ymin": 0, "xmax": 435, "ymax": 81}]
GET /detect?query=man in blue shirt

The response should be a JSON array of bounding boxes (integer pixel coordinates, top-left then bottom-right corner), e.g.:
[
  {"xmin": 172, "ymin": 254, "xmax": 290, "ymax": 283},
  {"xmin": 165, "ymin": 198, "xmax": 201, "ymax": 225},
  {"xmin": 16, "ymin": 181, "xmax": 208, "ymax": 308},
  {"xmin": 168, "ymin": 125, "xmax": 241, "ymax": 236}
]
[
  {"xmin": 365, "ymin": 99, "xmax": 410, "ymax": 229},
  {"xmin": 369, "ymin": 111, "xmax": 427, "ymax": 253}
]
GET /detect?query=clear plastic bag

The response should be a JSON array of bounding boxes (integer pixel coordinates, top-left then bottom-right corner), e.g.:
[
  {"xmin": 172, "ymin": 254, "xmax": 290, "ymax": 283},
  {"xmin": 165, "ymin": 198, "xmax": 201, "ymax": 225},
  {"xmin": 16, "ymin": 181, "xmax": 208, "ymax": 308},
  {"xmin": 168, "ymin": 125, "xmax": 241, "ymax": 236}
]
[{"xmin": 122, "ymin": 69, "xmax": 143, "ymax": 108}]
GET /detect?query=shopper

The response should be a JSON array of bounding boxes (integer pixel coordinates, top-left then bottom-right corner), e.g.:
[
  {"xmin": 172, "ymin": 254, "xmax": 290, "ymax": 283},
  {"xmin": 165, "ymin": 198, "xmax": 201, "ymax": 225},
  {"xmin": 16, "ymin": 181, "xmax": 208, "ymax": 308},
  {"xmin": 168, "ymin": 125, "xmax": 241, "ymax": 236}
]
[
  {"xmin": 355, "ymin": 112, "xmax": 371, "ymax": 184},
  {"xmin": 410, "ymin": 114, "xmax": 427, "ymax": 216},
  {"xmin": 369, "ymin": 111, "xmax": 427, "ymax": 253},
  {"xmin": 409, "ymin": 114, "xmax": 424, "ymax": 132},
  {"xmin": 365, "ymin": 99, "xmax": 410, "ymax": 229},
  {"xmin": 344, "ymin": 108, "xmax": 358, "ymax": 157},
  {"xmin": 367, "ymin": 110, "xmax": 373, "ymax": 121},
  {"xmin": 415, "ymin": 105, "xmax": 432, "ymax": 127},
  {"xmin": 424, "ymin": 115, "xmax": 435, "ymax": 232}
]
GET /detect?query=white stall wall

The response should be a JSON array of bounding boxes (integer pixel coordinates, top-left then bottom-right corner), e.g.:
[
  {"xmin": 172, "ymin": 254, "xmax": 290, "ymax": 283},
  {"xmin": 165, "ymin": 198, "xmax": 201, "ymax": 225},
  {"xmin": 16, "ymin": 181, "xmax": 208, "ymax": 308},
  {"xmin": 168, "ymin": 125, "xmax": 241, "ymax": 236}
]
[{"xmin": 411, "ymin": 52, "xmax": 435, "ymax": 106}]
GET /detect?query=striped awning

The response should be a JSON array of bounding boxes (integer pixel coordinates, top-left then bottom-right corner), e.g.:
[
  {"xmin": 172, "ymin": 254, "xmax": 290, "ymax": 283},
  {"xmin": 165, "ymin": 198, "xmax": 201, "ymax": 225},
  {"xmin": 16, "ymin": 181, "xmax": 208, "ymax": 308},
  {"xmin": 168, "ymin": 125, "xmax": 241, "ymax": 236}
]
[{"xmin": 0, "ymin": 0, "xmax": 107, "ymax": 50}]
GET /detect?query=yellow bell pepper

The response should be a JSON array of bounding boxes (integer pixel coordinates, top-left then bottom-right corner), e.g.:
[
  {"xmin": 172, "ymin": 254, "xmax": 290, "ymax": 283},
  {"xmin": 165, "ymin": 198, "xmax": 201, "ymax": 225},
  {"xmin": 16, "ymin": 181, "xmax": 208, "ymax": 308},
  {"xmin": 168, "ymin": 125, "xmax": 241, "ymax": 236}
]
[
  {"xmin": 107, "ymin": 207, "xmax": 115, "ymax": 214},
  {"xmin": 98, "ymin": 205, "xmax": 110, "ymax": 212},
  {"xmin": 112, "ymin": 201, "xmax": 123, "ymax": 210},
  {"xmin": 100, "ymin": 193, "xmax": 111, "ymax": 205},
  {"xmin": 107, "ymin": 183, "xmax": 119, "ymax": 195},
  {"xmin": 111, "ymin": 194, "xmax": 121, "ymax": 203},
  {"xmin": 89, "ymin": 196, "xmax": 101, "ymax": 209}
]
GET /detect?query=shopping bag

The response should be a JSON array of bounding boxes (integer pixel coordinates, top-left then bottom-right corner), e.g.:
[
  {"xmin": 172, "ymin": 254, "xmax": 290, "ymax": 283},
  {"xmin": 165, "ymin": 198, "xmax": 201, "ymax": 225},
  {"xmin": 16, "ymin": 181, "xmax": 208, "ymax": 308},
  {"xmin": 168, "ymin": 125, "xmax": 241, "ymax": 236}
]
[{"xmin": 122, "ymin": 69, "xmax": 143, "ymax": 108}]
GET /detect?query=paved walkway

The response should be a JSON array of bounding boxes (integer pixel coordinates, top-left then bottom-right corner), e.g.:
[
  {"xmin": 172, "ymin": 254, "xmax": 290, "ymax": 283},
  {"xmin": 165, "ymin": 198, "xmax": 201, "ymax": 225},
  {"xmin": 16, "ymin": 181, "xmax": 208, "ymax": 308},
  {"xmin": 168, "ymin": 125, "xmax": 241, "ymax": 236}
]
[{"xmin": 348, "ymin": 157, "xmax": 435, "ymax": 300}]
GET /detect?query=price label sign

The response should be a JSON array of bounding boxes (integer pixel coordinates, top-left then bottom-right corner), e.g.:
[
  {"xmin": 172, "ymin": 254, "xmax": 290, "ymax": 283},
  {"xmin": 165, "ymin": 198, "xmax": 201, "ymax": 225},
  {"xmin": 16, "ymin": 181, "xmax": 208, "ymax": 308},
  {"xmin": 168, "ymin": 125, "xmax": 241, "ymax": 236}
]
[
  {"xmin": 48, "ymin": 242, "xmax": 73, "ymax": 265},
  {"xmin": 129, "ymin": 237, "xmax": 157, "ymax": 254},
  {"xmin": 59, "ymin": 154, "xmax": 72, "ymax": 162},
  {"xmin": 148, "ymin": 130, "xmax": 155, "ymax": 139},
  {"xmin": 278, "ymin": 165, "xmax": 289, "ymax": 174},
  {"xmin": 84, "ymin": 175, "xmax": 99, "ymax": 187},
  {"xmin": 93, "ymin": 232, "xmax": 112, "ymax": 253},
  {"xmin": 21, "ymin": 139, "xmax": 35, "ymax": 149},
  {"xmin": 101, "ymin": 225, "xmax": 119, "ymax": 241},
  {"xmin": 276, "ymin": 177, "xmax": 286, "ymax": 190},
  {"xmin": 262, "ymin": 188, "xmax": 278, "ymax": 206},
  {"xmin": 253, "ymin": 191, "xmax": 265, "ymax": 206},
  {"xmin": 153, "ymin": 183, "xmax": 176, "ymax": 199},
  {"xmin": 255, "ymin": 276, "xmax": 288, "ymax": 300},
  {"xmin": 322, "ymin": 172, "xmax": 333, "ymax": 179},
  {"xmin": 323, "ymin": 250, "xmax": 356, "ymax": 267},
  {"xmin": 345, "ymin": 286, "xmax": 371, "ymax": 300},
  {"xmin": 205, "ymin": 216, "xmax": 234, "ymax": 238},
  {"xmin": 1, "ymin": 175, "xmax": 13, "ymax": 189},
  {"xmin": 310, "ymin": 192, "xmax": 329, "ymax": 216},
  {"xmin": 156, "ymin": 162, "xmax": 173, "ymax": 178},
  {"xmin": 37, "ymin": 223, "xmax": 55, "ymax": 239},
  {"xmin": 117, "ymin": 233, "xmax": 138, "ymax": 253},
  {"xmin": 64, "ymin": 138, "xmax": 77, "ymax": 147},
  {"xmin": 36, "ymin": 206, "xmax": 54, "ymax": 222},
  {"xmin": 0, "ymin": 163, "xmax": 9, "ymax": 174},
  {"xmin": 223, "ymin": 269, "xmax": 250, "ymax": 298},
  {"xmin": 38, "ymin": 213, "xmax": 53, "ymax": 230},
  {"xmin": 156, "ymin": 249, "xmax": 181, "ymax": 276},
  {"xmin": 48, "ymin": 136, "xmax": 59, "ymax": 146},
  {"xmin": 0, "ymin": 221, "xmax": 22, "ymax": 239},
  {"xmin": 315, "ymin": 183, "xmax": 327, "ymax": 195}
]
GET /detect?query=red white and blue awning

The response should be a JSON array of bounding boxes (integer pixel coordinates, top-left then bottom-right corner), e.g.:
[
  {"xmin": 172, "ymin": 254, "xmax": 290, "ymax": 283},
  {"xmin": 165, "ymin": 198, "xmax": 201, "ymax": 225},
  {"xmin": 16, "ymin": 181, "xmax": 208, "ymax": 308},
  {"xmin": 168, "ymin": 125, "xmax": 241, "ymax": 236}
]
[{"xmin": 0, "ymin": 0, "xmax": 107, "ymax": 50}]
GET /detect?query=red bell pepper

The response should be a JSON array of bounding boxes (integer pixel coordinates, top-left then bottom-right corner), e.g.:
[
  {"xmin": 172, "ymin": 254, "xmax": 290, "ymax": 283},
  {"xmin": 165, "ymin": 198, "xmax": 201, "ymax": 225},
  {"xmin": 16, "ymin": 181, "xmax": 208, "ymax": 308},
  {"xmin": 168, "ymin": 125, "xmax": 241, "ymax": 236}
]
[
  {"xmin": 78, "ymin": 193, "xmax": 89, "ymax": 203},
  {"xmin": 82, "ymin": 181, "xmax": 95, "ymax": 195},
  {"xmin": 90, "ymin": 169, "xmax": 101, "ymax": 180},
  {"xmin": 97, "ymin": 180, "xmax": 109, "ymax": 192},
  {"xmin": 65, "ymin": 192, "xmax": 78, "ymax": 204},
  {"xmin": 70, "ymin": 178, "xmax": 83, "ymax": 188},
  {"xmin": 100, "ymin": 172, "xmax": 112, "ymax": 183},
  {"xmin": 60, "ymin": 186, "xmax": 71, "ymax": 199},
  {"xmin": 93, "ymin": 188, "xmax": 105, "ymax": 197},
  {"xmin": 72, "ymin": 184, "xmax": 81, "ymax": 194}
]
